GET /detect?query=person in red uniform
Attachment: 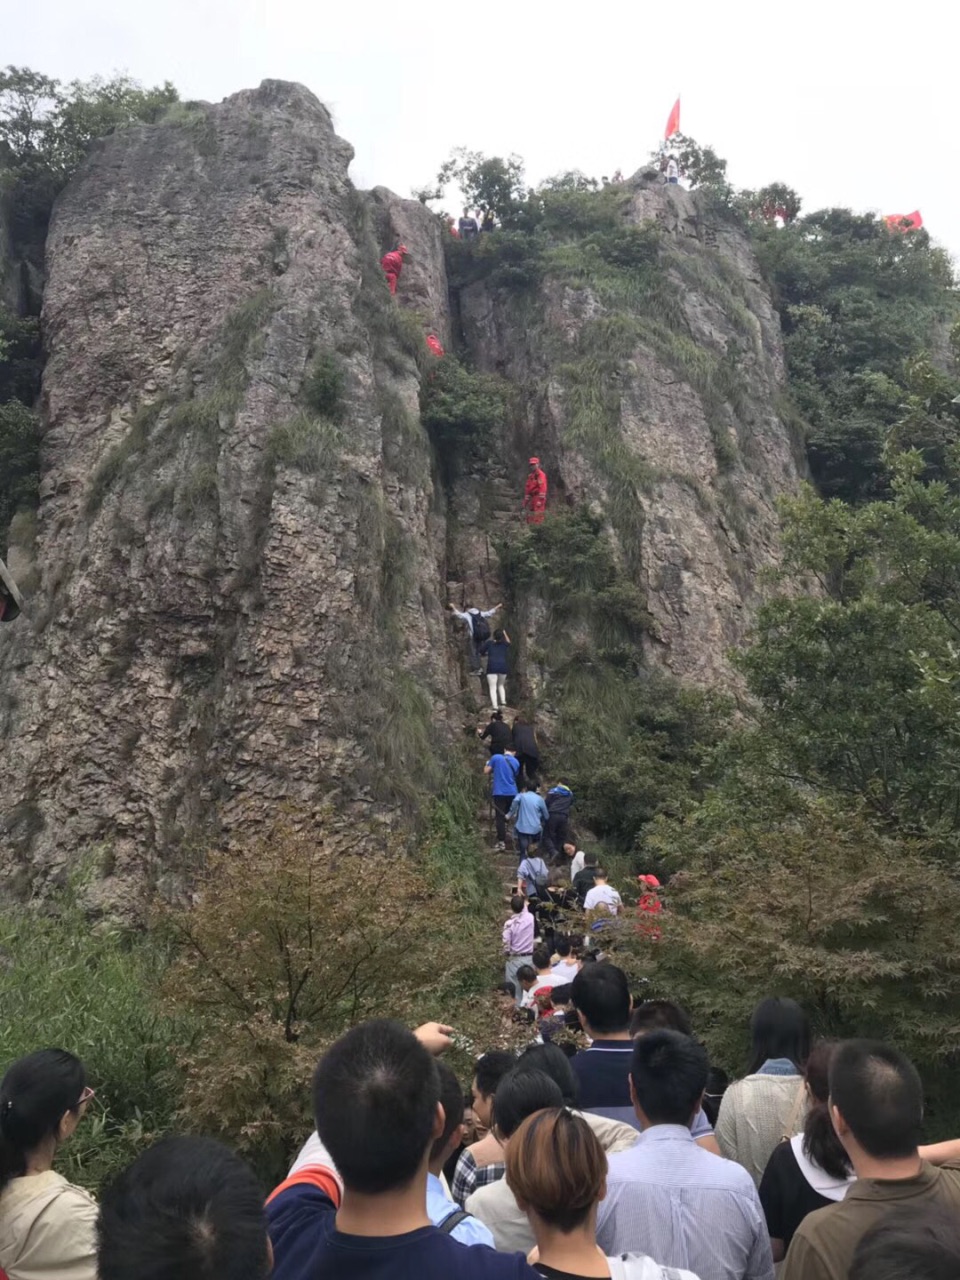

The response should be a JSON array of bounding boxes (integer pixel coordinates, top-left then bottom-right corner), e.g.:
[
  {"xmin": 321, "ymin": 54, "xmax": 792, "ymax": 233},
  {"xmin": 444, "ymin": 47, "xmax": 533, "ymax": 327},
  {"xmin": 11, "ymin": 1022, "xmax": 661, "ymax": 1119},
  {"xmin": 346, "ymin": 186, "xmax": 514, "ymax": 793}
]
[
  {"xmin": 636, "ymin": 873, "xmax": 663, "ymax": 941},
  {"xmin": 523, "ymin": 457, "xmax": 548, "ymax": 524},
  {"xmin": 380, "ymin": 243, "xmax": 409, "ymax": 295}
]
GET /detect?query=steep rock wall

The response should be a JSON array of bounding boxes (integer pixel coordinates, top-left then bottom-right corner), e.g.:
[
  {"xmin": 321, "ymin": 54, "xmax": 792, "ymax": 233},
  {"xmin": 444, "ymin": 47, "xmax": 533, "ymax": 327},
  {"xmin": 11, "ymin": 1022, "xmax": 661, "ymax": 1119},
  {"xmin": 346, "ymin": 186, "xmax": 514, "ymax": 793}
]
[
  {"xmin": 0, "ymin": 82, "xmax": 454, "ymax": 906},
  {"xmin": 455, "ymin": 177, "xmax": 804, "ymax": 687},
  {"xmin": 0, "ymin": 84, "xmax": 806, "ymax": 900}
]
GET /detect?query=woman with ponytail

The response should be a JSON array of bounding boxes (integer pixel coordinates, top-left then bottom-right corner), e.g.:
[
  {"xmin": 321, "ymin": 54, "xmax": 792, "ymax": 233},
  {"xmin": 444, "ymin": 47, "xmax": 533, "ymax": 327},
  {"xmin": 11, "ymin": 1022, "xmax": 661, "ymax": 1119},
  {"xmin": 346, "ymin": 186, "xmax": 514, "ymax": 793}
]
[
  {"xmin": 505, "ymin": 1106, "xmax": 698, "ymax": 1280},
  {"xmin": 0, "ymin": 1050, "xmax": 98, "ymax": 1280},
  {"xmin": 758, "ymin": 1040, "xmax": 855, "ymax": 1262}
]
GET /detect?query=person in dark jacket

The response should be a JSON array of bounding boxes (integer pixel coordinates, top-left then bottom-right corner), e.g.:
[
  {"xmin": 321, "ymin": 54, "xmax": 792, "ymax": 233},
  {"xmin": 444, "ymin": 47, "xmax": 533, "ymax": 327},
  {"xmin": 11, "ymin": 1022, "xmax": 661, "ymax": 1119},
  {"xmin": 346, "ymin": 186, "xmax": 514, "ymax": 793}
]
[
  {"xmin": 478, "ymin": 711, "xmax": 513, "ymax": 755},
  {"xmin": 543, "ymin": 783, "xmax": 575, "ymax": 863},
  {"xmin": 512, "ymin": 717, "xmax": 541, "ymax": 786},
  {"xmin": 480, "ymin": 629, "xmax": 511, "ymax": 712}
]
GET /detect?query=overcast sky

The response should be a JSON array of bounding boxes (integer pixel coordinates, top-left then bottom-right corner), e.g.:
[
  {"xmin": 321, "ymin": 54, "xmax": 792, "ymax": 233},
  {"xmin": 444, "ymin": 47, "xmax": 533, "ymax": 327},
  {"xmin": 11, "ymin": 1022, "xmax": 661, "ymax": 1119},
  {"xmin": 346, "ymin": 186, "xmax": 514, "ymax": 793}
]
[{"xmin": 10, "ymin": 0, "xmax": 960, "ymax": 262}]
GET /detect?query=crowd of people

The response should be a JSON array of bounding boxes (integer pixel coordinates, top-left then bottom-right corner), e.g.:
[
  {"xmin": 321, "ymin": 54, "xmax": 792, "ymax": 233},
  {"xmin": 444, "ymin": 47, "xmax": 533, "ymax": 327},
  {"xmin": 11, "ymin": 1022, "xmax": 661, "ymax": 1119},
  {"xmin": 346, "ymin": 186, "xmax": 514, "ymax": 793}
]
[{"xmin": 4, "ymin": 985, "xmax": 960, "ymax": 1280}]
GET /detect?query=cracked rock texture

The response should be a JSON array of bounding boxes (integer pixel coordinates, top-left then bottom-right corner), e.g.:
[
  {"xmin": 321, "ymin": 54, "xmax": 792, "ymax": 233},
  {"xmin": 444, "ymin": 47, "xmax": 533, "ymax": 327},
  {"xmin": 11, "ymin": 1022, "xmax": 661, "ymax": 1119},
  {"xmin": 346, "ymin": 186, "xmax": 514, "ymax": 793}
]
[{"xmin": 0, "ymin": 84, "xmax": 803, "ymax": 903}]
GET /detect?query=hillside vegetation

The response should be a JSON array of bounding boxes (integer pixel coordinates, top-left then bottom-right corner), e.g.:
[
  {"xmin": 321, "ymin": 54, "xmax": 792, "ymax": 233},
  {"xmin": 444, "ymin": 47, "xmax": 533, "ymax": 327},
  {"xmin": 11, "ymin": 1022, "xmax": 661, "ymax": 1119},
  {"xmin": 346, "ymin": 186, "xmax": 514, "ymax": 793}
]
[{"xmin": 2, "ymin": 74, "xmax": 960, "ymax": 1177}]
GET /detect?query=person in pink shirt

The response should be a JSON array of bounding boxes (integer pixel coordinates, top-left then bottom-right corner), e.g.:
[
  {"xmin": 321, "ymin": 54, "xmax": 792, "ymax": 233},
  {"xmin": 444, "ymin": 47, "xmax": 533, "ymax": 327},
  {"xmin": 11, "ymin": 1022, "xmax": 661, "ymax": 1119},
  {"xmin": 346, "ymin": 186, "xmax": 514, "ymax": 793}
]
[{"xmin": 502, "ymin": 895, "xmax": 535, "ymax": 1006}]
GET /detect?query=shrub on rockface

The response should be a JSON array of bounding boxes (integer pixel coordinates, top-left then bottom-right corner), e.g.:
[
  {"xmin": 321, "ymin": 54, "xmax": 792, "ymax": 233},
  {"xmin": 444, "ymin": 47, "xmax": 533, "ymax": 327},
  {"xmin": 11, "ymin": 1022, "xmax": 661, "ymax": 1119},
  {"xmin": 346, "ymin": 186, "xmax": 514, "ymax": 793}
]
[
  {"xmin": 420, "ymin": 356, "xmax": 510, "ymax": 472},
  {"xmin": 500, "ymin": 510, "xmax": 724, "ymax": 855}
]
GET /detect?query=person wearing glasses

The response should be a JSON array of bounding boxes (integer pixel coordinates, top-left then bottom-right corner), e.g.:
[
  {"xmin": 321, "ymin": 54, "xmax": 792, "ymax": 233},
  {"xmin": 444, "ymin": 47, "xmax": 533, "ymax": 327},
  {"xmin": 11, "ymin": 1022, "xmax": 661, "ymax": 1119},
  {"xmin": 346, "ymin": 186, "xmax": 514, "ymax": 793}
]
[{"xmin": 0, "ymin": 1049, "xmax": 98, "ymax": 1280}]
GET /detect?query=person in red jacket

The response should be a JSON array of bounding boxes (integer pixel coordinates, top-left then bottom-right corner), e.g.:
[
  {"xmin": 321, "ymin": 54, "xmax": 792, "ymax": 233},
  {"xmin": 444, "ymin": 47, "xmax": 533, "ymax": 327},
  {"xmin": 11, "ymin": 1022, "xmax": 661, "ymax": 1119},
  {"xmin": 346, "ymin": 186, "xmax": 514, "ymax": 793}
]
[
  {"xmin": 523, "ymin": 457, "xmax": 548, "ymax": 524},
  {"xmin": 380, "ymin": 243, "xmax": 409, "ymax": 295},
  {"xmin": 636, "ymin": 873, "xmax": 663, "ymax": 941}
]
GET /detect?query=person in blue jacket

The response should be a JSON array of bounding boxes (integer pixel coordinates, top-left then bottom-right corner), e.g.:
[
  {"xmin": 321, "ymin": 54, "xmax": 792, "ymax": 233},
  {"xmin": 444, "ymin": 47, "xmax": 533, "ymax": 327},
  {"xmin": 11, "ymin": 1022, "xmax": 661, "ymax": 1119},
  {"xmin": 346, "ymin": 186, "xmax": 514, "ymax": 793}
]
[
  {"xmin": 484, "ymin": 747, "xmax": 520, "ymax": 852},
  {"xmin": 508, "ymin": 777, "xmax": 550, "ymax": 859},
  {"xmin": 543, "ymin": 782, "xmax": 575, "ymax": 864}
]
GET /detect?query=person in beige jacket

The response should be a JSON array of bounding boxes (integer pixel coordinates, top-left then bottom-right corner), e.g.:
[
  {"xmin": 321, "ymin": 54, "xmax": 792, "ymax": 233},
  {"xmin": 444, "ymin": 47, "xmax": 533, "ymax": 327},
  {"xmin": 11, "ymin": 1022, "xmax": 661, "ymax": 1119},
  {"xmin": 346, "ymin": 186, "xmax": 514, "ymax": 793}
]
[
  {"xmin": 716, "ymin": 997, "xmax": 811, "ymax": 1186},
  {"xmin": 0, "ymin": 1049, "xmax": 98, "ymax": 1280}
]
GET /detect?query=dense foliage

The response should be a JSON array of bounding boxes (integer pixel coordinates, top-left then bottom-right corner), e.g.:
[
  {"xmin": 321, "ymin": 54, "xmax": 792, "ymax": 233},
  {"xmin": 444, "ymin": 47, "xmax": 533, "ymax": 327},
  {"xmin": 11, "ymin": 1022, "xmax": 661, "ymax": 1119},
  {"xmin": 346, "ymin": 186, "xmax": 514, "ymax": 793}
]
[
  {"xmin": 752, "ymin": 208, "xmax": 958, "ymax": 501},
  {"xmin": 0, "ymin": 67, "xmax": 178, "ymax": 543},
  {"xmin": 0, "ymin": 66, "xmax": 177, "ymax": 252}
]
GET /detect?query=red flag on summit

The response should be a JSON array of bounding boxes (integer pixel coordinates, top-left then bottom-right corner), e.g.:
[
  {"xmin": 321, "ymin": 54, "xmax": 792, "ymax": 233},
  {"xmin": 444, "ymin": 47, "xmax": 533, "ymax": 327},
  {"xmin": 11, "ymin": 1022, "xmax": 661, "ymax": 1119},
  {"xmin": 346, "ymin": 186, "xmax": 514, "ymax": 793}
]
[
  {"xmin": 884, "ymin": 210, "xmax": 923, "ymax": 232},
  {"xmin": 665, "ymin": 97, "xmax": 681, "ymax": 140}
]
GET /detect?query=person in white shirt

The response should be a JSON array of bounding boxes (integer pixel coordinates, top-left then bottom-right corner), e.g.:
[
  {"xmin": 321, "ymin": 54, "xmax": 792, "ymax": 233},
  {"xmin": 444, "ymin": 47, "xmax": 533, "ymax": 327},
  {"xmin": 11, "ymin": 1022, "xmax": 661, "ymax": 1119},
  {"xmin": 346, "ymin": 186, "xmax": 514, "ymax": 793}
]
[
  {"xmin": 531, "ymin": 946, "xmax": 564, "ymax": 995},
  {"xmin": 560, "ymin": 841, "xmax": 587, "ymax": 879},
  {"xmin": 551, "ymin": 938, "xmax": 580, "ymax": 982},
  {"xmin": 584, "ymin": 869, "xmax": 623, "ymax": 916},
  {"xmin": 666, "ymin": 156, "xmax": 680, "ymax": 184}
]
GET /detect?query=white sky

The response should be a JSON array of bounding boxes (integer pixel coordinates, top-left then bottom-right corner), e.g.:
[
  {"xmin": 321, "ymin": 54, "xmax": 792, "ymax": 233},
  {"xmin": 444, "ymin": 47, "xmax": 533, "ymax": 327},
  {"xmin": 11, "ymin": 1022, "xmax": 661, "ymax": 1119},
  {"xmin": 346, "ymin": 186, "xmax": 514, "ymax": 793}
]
[{"xmin": 9, "ymin": 0, "xmax": 960, "ymax": 263}]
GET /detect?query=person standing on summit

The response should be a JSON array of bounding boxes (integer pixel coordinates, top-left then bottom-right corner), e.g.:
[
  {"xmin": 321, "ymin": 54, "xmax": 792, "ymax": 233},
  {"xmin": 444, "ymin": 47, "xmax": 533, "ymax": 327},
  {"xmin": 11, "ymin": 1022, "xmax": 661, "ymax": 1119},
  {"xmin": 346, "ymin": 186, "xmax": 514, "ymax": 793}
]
[
  {"xmin": 523, "ymin": 458, "xmax": 548, "ymax": 524},
  {"xmin": 380, "ymin": 243, "xmax": 409, "ymax": 295},
  {"xmin": 448, "ymin": 602, "xmax": 502, "ymax": 676}
]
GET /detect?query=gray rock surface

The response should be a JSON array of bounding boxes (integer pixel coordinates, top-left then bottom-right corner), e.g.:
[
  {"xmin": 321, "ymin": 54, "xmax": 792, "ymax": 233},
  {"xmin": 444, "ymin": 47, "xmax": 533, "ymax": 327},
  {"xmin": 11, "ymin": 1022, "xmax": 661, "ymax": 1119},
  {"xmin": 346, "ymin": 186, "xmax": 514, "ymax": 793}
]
[
  {"xmin": 0, "ymin": 84, "xmax": 804, "ymax": 900},
  {"xmin": 0, "ymin": 82, "xmax": 454, "ymax": 907}
]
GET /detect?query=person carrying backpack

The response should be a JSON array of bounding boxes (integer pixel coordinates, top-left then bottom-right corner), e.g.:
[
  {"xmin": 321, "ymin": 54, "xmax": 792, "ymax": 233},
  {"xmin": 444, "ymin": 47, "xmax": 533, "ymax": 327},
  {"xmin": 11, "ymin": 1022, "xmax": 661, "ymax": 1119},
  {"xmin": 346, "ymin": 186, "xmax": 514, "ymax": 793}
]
[{"xmin": 448, "ymin": 602, "xmax": 501, "ymax": 676}]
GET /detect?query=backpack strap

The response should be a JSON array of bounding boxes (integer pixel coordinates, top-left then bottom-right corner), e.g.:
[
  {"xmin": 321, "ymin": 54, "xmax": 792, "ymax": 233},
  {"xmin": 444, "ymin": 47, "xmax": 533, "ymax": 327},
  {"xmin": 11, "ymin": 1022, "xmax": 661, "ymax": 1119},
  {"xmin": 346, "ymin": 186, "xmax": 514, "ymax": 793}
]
[{"xmin": 437, "ymin": 1207, "xmax": 470, "ymax": 1235}]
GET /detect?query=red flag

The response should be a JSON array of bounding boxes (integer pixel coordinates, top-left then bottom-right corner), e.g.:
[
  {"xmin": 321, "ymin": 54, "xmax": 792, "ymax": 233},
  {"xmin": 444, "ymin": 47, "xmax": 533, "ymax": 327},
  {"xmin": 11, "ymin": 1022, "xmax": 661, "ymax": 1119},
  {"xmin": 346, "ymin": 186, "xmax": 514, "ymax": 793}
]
[
  {"xmin": 665, "ymin": 97, "xmax": 680, "ymax": 140},
  {"xmin": 884, "ymin": 210, "xmax": 923, "ymax": 233}
]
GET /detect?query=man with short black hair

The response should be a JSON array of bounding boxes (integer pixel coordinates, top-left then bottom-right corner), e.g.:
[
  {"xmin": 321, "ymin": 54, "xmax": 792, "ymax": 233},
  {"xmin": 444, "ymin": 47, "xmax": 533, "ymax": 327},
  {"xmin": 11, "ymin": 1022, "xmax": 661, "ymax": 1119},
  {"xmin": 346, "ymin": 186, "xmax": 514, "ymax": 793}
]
[
  {"xmin": 597, "ymin": 1031, "xmax": 773, "ymax": 1280},
  {"xmin": 427, "ymin": 1063, "xmax": 495, "ymax": 1247},
  {"xmin": 551, "ymin": 938, "xmax": 579, "ymax": 983},
  {"xmin": 452, "ymin": 1050, "xmax": 517, "ymax": 1206},
  {"xmin": 781, "ymin": 1040, "xmax": 960, "ymax": 1280},
  {"xmin": 98, "ymin": 1135, "xmax": 271, "ymax": 1280},
  {"xmin": 571, "ymin": 851, "xmax": 600, "ymax": 905},
  {"xmin": 267, "ymin": 1021, "xmax": 536, "ymax": 1280},
  {"xmin": 850, "ymin": 1205, "xmax": 960, "ymax": 1280}
]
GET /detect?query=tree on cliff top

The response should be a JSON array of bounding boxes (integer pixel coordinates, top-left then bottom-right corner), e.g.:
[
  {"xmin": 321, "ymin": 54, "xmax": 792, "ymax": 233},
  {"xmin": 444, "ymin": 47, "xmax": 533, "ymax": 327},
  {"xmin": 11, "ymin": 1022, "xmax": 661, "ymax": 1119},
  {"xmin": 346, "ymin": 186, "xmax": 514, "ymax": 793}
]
[
  {"xmin": 0, "ymin": 66, "xmax": 178, "ymax": 249},
  {"xmin": 436, "ymin": 147, "xmax": 527, "ymax": 221}
]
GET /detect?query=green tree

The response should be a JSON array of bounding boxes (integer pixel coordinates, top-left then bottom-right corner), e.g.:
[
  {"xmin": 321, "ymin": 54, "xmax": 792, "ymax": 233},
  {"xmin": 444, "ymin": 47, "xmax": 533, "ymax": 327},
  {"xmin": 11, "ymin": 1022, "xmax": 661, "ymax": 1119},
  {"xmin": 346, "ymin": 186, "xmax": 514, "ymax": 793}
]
[
  {"xmin": 437, "ymin": 147, "xmax": 527, "ymax": 222},
  {"xmin": 0, "ymin": 65, "xmax": 178, "ymax": 249},
  {"xmin": 163, "ymin": 820, "xmax": 498, "ymax": 1181},
  {"xmin": 0, "ymin": 398, "xmax": 40, "ymax": 535},
  {"xmin": 735, "ymin": 451, "xmax": 960, "ymax": 836},
  {"xmin": 737, "ymin": 182, "xmax": 801, "ymax": 224},
  {"xmin": 617, "ymin": 793, "xmax": 960, "ymax": 1134},
  {"xmin": 752, "ymin": 207, "xmax": 958, "ymax": 501},
  {"xmin": 656, "ymin": 133, "xmax": 730, "ymax": 192}
]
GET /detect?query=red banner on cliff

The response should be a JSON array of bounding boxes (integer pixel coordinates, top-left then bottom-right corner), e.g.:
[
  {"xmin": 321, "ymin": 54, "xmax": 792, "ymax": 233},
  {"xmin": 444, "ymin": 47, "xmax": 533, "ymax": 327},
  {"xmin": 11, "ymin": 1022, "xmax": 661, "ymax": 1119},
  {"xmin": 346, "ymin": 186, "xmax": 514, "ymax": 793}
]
[
  {"xmin": 665, "ymin": 97, "xmax": 680, "ymax": 140},
  {"xmin": 884, "ymin": 210, "xmax": 923, "ymax": 232}
]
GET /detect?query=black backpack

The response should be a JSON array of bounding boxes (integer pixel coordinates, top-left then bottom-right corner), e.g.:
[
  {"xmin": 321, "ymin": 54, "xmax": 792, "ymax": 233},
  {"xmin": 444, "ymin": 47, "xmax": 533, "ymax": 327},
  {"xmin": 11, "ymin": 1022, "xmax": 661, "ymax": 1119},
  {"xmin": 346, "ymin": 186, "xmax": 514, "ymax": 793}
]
[{"xmin": 472, "ymin": 613, "xmax": 491, "ymax": 643}]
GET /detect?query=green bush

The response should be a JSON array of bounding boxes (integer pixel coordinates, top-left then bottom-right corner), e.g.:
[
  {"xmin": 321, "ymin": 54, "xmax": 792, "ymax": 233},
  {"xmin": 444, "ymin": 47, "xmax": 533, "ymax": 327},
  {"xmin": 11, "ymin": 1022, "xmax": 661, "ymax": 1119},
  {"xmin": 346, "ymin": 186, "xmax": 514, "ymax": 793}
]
[
  {"xmin": 268, "ymin": 412, "xmax": 342, "ymax": 477},
  {"xmin": 0, "ymin": 884, "xmax": 187, "ymax": 1192},
  {"xmin": 420, "ymin": 357, "xmax": 508, "ymax": 468},
  {"xmin": 302, "ymin": 351, "xmax": 346, "ymax": 421},
  {"xmin": 0, "ymin": 399, "xmax": 39, "ymax": 536}
]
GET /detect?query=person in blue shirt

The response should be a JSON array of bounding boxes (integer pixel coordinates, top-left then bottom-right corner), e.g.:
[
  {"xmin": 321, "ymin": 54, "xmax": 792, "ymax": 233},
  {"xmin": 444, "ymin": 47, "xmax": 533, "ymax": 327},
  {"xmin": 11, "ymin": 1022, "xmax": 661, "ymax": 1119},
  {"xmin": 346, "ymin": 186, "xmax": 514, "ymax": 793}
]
[
  {"xmin": 266, "ymin": 1019, "xmax": 538, "ymax": 1280},
  {"xmin": 484, "ymin": 747, "xmax": 519, "ymax": 852},
  {"xmin": 507, "ymin": 777, "xmax": 549, "ymax": 858}
]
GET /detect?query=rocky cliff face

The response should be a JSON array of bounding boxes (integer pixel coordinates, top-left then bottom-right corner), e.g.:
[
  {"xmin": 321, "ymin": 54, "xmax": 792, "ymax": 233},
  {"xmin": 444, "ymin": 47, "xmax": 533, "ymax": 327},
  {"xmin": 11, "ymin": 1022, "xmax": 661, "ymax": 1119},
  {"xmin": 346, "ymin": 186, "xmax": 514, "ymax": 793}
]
[
  {"xmin": 0, "ymin": 83, "xmax": 803, "ymax": 902},
  {"xmin": 455, "ymin": 174, "xmax": 802, "ymax": 687},
  {"xmin": 0, "ymin": 82, "xmax": 454, "ymax": 906}
]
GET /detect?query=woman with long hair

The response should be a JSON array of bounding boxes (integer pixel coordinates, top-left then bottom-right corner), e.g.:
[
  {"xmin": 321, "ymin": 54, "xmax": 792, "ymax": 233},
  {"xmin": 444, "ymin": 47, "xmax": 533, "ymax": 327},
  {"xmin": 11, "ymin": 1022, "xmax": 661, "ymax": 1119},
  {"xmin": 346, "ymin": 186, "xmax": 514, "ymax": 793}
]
[
  {"xmin": 0, "ymin": 1050, "xmax": 98, "ymax": 1280},
  {"xmin": 758, "ymin": 1040, "xmax": 854, "ymax": 1261},
  {"xmin": 716, "ymin": 997, "xmax": 811, "ymax": 1185},
  {"xmin": 506, "ymin": 1106, "xmax": 697, "ymax": 1280}
]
